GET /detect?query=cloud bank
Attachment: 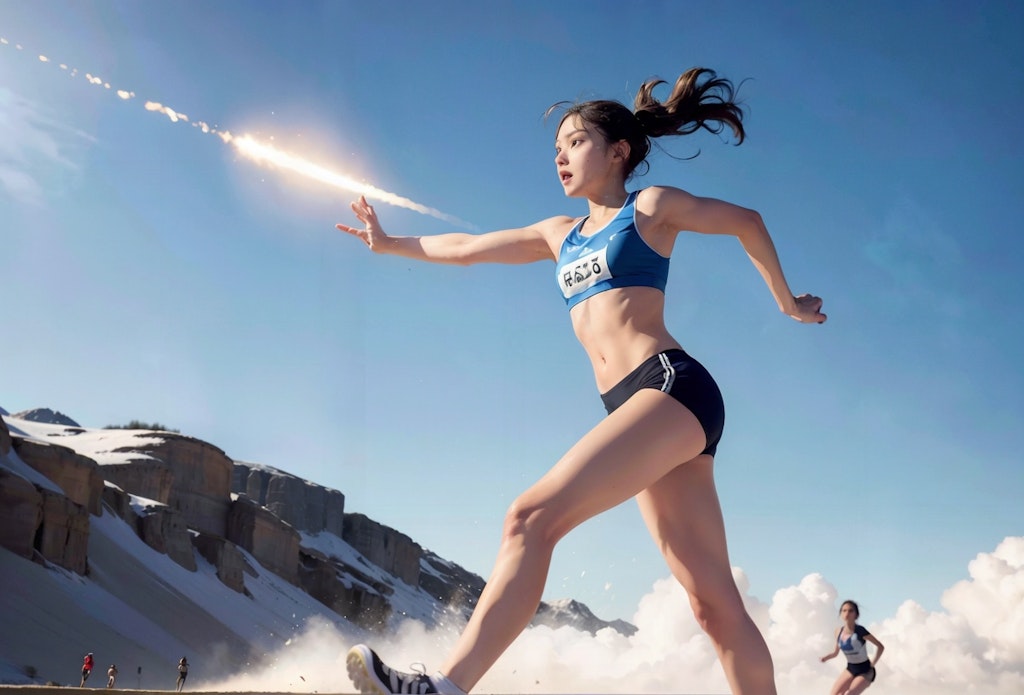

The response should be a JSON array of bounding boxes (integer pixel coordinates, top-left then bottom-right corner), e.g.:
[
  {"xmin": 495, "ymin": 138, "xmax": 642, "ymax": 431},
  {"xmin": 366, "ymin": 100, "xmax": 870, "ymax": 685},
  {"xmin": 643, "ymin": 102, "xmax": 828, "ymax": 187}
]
[{"xmin": 200, "ymin": 536, "xmax": 1024, "ymax": 694}]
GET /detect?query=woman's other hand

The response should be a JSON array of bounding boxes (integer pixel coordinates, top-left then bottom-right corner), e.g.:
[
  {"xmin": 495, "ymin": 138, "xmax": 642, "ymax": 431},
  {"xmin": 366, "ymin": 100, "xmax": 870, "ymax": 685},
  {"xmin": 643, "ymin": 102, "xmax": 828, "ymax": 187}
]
[{"xmin": 789, "ymin": 293, "xmax": 827, "ymax": 324}]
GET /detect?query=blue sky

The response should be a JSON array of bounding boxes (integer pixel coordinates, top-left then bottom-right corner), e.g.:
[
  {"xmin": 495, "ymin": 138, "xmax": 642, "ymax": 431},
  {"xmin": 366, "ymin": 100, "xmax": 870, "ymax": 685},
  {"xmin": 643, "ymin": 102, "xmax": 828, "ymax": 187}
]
[{"xmin": 2, "ymin": 0, "xmax": 1021, "ymax": 628}]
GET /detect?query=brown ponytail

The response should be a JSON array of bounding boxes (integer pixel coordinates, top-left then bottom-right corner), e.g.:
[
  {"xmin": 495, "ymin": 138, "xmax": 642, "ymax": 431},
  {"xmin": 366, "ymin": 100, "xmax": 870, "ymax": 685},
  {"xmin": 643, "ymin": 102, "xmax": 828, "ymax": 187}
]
[
  {"xmin": 550, "ymin": 67, "xmax": 746, "ymax": 179},
  {"xmin": 633, "ymin": 68, "xmax": 745, "ymax": 144}
]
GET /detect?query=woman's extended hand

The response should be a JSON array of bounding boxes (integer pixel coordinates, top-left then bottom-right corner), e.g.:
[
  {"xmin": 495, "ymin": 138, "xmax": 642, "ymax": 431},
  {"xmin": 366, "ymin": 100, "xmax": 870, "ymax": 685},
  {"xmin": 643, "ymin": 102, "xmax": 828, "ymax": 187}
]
[
  {"xmin": 789, "ymin": 293, "xmax": 827, "ymax": 324},
  {"xmin": 335, "ymin": 195, "xmax": 390, "ymax": 253}
]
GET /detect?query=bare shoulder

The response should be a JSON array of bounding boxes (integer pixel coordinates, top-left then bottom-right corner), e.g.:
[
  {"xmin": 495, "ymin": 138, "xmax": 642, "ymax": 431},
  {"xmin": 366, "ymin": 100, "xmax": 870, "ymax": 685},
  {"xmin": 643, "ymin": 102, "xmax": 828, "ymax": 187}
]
[
  {"xmin": 633, "ymin": 186, "xmax": 698, "ymax": 245},
  {"xmin": 636, "ymin": 185, "xmax": 698, "ymax": 216},
  {"xmin": 530, "ymin": 214, "xmax": 578, "ymax": 247},
  {"xmin": 638, "ymin": 185, "xmax": 752, "ymax": 236},
  {"xmin": 532, "ymin": 214, "xmax": 578, "ymax": 234}
]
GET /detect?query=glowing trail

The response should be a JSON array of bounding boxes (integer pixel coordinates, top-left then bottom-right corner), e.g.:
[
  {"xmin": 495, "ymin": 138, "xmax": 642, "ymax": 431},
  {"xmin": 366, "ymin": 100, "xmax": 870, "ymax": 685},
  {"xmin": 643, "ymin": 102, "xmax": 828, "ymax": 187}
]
[
  {"xmin": 0, "ymin": 36, "xmax": 475, "ymax": 229},
  {"xmin": 227, "ymin": 134, "xmax": 467, "ymax": 225}
]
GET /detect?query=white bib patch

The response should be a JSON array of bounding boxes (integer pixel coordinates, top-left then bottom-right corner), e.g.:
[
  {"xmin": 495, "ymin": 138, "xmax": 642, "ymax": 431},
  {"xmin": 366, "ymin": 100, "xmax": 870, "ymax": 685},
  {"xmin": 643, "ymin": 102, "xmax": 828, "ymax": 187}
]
[{"xmin": 558, "ymin": 247, "xmax": 612, "ymax": 299}]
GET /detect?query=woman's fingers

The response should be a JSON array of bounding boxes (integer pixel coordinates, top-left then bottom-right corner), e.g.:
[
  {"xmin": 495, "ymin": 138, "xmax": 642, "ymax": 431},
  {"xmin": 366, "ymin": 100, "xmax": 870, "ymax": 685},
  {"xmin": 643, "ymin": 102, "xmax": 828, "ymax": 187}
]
[
  {"xmin": 793, "ymin": 293, "xmax": 827, "ymax": 323},
  {"xmin": 336, "ymin": 197, "xmax": 381, "ymax": 249}
]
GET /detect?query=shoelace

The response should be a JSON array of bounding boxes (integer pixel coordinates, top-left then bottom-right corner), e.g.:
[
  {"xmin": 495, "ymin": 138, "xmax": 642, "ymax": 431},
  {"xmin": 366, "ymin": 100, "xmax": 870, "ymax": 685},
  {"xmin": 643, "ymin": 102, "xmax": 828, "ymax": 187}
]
[{"xmin": 384, "ymin": 661, "xmax": 433, "ymax": 693}]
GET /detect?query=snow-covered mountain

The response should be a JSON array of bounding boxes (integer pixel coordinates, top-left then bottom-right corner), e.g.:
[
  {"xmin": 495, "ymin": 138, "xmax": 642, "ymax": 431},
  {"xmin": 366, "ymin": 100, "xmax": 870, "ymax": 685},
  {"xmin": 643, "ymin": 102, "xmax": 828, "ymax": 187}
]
[{"xmin": 0, "ymin": 406, "xmax": 632, "ymax": 689}]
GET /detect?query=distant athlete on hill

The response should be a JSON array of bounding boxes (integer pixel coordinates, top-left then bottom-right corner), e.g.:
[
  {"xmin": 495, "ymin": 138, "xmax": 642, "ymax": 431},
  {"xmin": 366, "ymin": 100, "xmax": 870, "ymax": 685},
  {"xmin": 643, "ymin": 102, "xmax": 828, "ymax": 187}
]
[
  {"xmin": 80, "ymin": 653, "xmax": 94, "ymax": 687},
  {"xmin": 176, "ymin": 657, "xmax": 188, "ymax": 692}
]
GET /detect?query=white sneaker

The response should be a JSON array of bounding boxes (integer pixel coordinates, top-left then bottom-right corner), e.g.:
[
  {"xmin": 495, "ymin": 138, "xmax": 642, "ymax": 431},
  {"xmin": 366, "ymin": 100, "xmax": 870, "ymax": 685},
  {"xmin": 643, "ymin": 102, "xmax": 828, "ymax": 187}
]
[{"xmin": 346, "ymin": 645, "xmax": 437, "ymax": 694}]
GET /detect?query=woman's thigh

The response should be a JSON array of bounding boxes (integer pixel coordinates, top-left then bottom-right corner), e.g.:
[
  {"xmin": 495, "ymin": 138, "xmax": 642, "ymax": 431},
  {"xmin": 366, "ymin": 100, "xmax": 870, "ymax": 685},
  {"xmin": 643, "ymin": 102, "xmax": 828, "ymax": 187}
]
[
  {"xmin": 513, "ymin": 389, "xmax": 707, "ymax": 540},
  {"xmin": 827, "ymin": 670, "xmax": 855, "ymax": 695},
  {"xmin": 634, "ymin": 455, "xmax": 736, "ymax": 602},
  {"xmin": 846, "ymin": 674, "xmax": 873, "ymax": 694}
]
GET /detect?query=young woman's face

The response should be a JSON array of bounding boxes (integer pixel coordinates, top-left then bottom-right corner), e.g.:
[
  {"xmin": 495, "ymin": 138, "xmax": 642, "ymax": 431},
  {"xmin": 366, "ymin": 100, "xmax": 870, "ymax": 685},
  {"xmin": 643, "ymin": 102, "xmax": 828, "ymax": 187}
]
[
  {"xmin": 553, "ymin": 116, "xmax": 621, "ymax": 196},
  {"xmin": 840, "ymin": 602, "xmax": 859, "ymax": 621}
]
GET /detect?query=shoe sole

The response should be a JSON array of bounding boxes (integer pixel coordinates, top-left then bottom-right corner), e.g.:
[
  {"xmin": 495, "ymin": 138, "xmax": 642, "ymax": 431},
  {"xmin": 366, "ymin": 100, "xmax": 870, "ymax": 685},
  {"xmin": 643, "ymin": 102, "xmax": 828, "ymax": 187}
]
[{"xmin": 346, "ymin": 647, "xmax": 386, "ymax": 695}]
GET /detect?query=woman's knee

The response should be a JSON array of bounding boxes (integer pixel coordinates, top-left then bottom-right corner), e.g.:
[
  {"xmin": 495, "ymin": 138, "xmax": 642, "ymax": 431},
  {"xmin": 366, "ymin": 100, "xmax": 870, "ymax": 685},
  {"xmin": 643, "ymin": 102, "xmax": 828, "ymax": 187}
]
[
  {"xmin": 502, "ymin": 496, "xmax": 570, "ymax": 549},
  {"xmin": 687, "ymin": 585, "xmax": 747, "ymax": 635},
  {"xmin": 830, "ymin": 677, "xmax": 853, "ymax": 695}
]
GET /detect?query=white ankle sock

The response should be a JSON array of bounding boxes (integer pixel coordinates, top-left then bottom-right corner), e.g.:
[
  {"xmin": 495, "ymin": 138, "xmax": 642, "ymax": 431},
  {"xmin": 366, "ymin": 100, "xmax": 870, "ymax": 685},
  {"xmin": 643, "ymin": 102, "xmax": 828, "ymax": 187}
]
[{"xmin": 430, "ymin": 672, "xmax": 468, "ymax": 695}]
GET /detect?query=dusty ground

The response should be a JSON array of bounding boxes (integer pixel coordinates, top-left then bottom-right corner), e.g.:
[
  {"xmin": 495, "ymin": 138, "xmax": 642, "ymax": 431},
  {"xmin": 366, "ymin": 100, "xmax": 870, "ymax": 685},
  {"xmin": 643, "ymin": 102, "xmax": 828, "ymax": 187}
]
[{"xmin": 0, "ymin": 689, "xmax": 352, "ymax": 695}]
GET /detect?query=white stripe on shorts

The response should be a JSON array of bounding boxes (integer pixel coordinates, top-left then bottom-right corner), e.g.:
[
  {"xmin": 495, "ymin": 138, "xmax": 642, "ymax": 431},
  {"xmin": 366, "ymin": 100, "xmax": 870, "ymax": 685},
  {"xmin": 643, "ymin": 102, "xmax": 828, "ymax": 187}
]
[{"xmin": 658, "ymin": 352, "xmax": 676, "ymax": 393}]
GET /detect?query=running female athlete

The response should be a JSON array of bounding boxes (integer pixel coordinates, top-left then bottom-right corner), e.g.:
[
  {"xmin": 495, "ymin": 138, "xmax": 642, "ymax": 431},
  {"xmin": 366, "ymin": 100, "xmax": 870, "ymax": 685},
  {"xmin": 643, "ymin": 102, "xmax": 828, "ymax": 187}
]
[
  {"xmin": 338, "ymin": 67, "xmax": 826, "ymax": 695},
  {"xmin": 820, "ymin": 600, "xmax": 885, "ymax": 695}
]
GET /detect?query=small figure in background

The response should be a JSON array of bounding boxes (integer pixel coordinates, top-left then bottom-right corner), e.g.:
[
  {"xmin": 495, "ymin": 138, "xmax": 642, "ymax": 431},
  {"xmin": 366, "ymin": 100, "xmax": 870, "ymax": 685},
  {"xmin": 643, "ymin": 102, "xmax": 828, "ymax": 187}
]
[
  {"xmin": 106, "ymin": 665, "xmax": 118, "ymax": 689},
  {"xmin": 176, "ymin": 657, "xmax": 188, "ymax": 692},
  {"xmin": 80, "ymin": 653, "xmax": 94, "ymax": 687}
]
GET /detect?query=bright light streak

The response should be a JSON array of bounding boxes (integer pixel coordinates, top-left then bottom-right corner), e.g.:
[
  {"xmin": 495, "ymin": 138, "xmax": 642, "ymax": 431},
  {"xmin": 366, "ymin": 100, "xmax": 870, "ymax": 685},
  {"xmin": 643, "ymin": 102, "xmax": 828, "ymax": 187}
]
[
  {"xmin": 2, "ymin": 36, "xmax": 476, "ymax": 229},
  {"xmin": 144, "ymin": 101, "xmax": 187, "ymax": 123},
  {"xmin": 228, "ymin": 134, "xmax": 472, "ymax": 226}
]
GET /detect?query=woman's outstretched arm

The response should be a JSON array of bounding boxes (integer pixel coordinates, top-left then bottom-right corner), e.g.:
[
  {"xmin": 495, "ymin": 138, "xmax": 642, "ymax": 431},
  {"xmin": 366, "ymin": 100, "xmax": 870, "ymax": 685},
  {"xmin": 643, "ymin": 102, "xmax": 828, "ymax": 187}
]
[
  {"xmin": 336, "ymin": 195, "xmax": 564, "ymax": 266},
  {"xmin": 648, "ymin": 186, "xmax": 827, "ymax": 324}
]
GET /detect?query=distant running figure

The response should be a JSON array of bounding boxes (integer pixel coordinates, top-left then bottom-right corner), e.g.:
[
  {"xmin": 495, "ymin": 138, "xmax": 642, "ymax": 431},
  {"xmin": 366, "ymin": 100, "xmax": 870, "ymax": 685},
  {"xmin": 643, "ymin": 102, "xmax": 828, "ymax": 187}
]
[
  {"xmin": 176, "ymin": 657, "xmax": 188, "ymax": 692},
  {"xmin": 338, "ymin": 66, "xmax": 825, "ymax": 695},
  {"xmin": 80, "ymin": 653, "xmax": 94, "ymax": 687},
  {"xmin": 820, "ymin": 600, "xmax": 885, "ymax": 694},
  {"xmin": 106, "ymin": 664, "xmax": 118, "ymax": 689}
]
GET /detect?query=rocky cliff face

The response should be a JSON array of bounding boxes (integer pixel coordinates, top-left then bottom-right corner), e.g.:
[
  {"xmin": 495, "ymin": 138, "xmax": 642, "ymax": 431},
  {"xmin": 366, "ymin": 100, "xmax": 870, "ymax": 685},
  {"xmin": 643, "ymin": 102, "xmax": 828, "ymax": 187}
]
[
  {"xmin": 297, "ymin": 545, "xmax": 393, "ymax": 629},
  {"xmin": 342, "ymin": 512, "xmax": 423, "ymax": 586},
  {"xmin": 193, "ymin": 533, "xmax": 253, "ymax": 593},
  {"xmin": 0, "ymin": 409, "xmax": 634, "ymax": 639},
  {"xmin": 0, "ymin": 414, "xmax": 10, "ymax": 456},
  {"xmin": 10, "ymin": 436, "xmax": 104, "ymax": 515},
  {"xmin": 102, "ymin": 484, "xmax": 198, "ymax": 571},
  {"xmin": 0, "ymin": 465, "xmax": 44, "ymax": 559},
  {"xmin": 226, "ymin": 494, "xmax": 301, "ymax": 585},
  {"xmin": 103, "ymin": 434, "xmax": 233, "ymax": 537},
  {"xmin": 0, "ymin": 418, "xmax": 94, "ymax": 573},
  {"xmin": 419, "ymin": 550, "xmax": 486, "ymax": 617},
  {"xmin": 233, "ymin": 462, "xmax": 345, "ymax": 537},
  {"xmin": 37, "ymin": 487, "xmax": 91, "ymax": 574}
]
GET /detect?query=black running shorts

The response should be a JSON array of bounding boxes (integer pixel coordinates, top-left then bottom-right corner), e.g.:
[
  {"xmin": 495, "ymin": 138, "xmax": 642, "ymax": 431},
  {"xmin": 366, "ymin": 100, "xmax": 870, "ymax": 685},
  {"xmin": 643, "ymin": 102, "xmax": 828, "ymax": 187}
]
[
  {"xmin": 846, "ymin": 660, "xmax": 876, "ymax": 682},
  {"xmin": 600, "ymin": 349, "xmax": 725, "ymax": 456}
]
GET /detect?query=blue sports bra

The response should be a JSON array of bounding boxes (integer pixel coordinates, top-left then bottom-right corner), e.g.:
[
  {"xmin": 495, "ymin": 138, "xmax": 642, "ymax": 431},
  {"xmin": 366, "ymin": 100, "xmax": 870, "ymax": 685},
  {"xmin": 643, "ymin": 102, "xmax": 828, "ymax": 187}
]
[
  {"xmin": 555, "ymin": 189, "xmax": 670, "ymax": 309},
  {"xmin": 838, "ymin": 625, "xmax": 871, "ymax": 664}
]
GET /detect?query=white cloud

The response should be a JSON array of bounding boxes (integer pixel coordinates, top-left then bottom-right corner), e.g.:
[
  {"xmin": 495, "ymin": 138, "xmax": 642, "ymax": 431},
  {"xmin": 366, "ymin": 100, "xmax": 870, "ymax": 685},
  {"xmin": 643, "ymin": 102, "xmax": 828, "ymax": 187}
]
[
  {"xmin": 842, "ymin": 537, "xmax": 1024, "ymax": 694},
  {"xmin": 941, "ymin": 536, "xmax": 1024, "ymax": 663},
  {"xmin": 767, "ymin": 572, "xmax": 839, "ymax": 666},
  {"xmin": 204, "ymin": 540, "xmax": 1023, "ymax": 694}
]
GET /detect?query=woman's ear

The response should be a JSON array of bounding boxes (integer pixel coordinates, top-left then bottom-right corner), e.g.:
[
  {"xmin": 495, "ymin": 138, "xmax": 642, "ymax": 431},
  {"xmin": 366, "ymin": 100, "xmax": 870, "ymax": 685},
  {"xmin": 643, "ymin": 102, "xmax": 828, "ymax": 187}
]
[{"xmin": 613, "ymin": 140, "xmax": 630, "ymax": 162}]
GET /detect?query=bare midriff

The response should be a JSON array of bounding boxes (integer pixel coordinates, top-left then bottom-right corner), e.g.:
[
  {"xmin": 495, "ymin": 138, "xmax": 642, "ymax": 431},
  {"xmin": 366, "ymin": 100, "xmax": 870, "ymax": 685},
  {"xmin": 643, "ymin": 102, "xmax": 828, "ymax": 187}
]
[{"xmin": 568, "ymin": 285, "xmax": 682, "ymax": 394}]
